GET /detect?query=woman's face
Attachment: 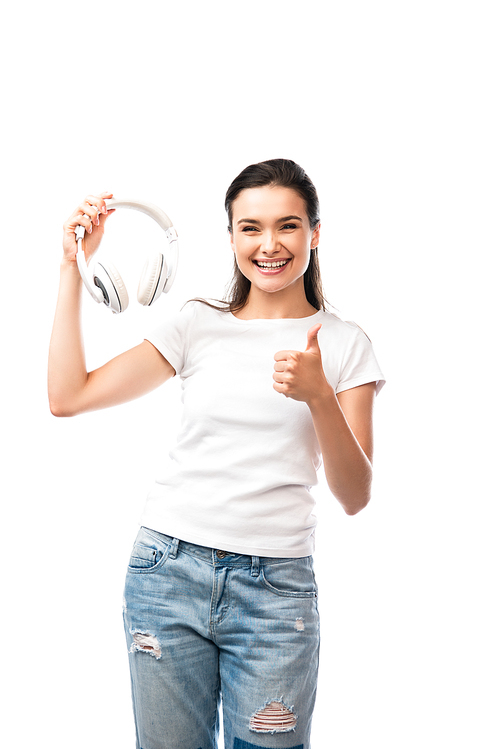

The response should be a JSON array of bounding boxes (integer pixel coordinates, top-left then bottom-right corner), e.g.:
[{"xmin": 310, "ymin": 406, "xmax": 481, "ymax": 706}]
[{"xmin": 229, "ymin": 185, "xmax": 320, "ymax": 298}]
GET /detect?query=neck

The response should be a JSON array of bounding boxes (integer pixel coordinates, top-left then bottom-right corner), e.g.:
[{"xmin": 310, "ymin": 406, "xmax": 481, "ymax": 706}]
[{"xmin": 233, "ymin": 283, "xmax": 318, "ymax": 320}]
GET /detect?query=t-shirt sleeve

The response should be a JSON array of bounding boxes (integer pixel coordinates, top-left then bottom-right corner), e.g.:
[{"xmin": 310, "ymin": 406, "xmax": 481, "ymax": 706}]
[
  {"xmin": 336, "ymin": 324, "xmax": 386, "ymax": 395},
  {"xmin": 144, "ymin": 302, "xmax": 196, "ymax": 376}
]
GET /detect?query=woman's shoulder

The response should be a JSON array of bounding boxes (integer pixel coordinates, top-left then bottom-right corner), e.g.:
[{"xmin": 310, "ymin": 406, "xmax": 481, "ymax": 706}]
[
  {"xmin": 182, "ymin": 298, "xmax": 230, "ymax": 317},
  {"xmin": 172, "ymin": 298, "xmax": 235, "ymax": 335},
  {"xmin": 164, "ymin": 298, "xmax": 224, "ymax": 322},
  {"xmin": 317, "ymin": 308, "xmax": 372, "ymax": 342}
]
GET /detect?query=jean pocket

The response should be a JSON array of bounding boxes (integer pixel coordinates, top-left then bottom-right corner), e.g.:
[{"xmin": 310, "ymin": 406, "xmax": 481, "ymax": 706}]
[
  {"xmin": 259, "ymin": 558, "xmax": 318, "ymax": 598},
  {"xmin": 127, "ymin": 527, "xmax": 169, "ymax": 574}
]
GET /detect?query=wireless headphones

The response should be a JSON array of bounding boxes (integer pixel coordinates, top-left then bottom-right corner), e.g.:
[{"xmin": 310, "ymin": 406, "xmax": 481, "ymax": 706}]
[{"xmin": 75, "ymin": 198, "xmax": 179, "ymax": 313}]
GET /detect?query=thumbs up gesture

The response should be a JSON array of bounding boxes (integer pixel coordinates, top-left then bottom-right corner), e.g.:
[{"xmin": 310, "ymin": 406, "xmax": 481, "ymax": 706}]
[{"xmin": 273, "ymin": 324, "xmax": 331, "ymax": 404}]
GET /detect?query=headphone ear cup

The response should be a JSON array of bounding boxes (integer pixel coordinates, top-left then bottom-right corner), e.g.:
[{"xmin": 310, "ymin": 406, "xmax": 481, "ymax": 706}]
[
  {"xmin": 137, "ymin": 253, "xmax": 169, "ymax": 306},
  {"xmin": 93, "ymin": 261, "xmax": 129, "ymax": 314}
]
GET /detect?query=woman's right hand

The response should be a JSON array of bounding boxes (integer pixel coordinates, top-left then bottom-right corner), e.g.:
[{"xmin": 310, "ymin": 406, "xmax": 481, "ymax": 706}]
[{"xmin": 62, "ymin": 191, "xmax": 114, "ymax": 265}]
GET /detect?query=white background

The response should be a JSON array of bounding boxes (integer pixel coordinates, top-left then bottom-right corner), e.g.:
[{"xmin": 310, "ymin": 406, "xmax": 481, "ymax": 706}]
[{"xmin": 2, "ymin": 1, "xmax": 499, "ymax": 747}]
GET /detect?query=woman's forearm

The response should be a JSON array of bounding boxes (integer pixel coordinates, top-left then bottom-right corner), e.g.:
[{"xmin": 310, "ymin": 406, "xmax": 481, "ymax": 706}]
[
  {"xmin": 48, "ymin": 260, "xmax": 89, "ymax": 416},
  {"xmin": 308, "ymin": 386, "xmax": 373, "ymax": 515}
]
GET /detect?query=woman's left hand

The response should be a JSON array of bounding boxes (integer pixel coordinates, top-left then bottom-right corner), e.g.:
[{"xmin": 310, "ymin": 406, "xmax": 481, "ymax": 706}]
[{"xmin": 273, "ymin": 324, "xmax": 332, "ymax": 405}]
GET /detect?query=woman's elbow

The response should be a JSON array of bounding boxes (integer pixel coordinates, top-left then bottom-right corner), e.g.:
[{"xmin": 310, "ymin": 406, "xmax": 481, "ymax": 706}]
[
  {"xmin": 50, "ymin": 402, "xmax": 72, "ymax": 418},
  {"xmin": 343, "ymin": 493, "xmax": 371, "ymax": 515},
  {"xmin": 49, "ymin": 396, "xmax": 79, "ymax": 418},
  {"xmin": 333, "ymin": 480, "xmax": 372, "ymax": 515}
]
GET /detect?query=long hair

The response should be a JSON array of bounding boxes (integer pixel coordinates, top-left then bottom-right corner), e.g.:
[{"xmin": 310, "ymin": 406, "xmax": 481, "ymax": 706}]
[{"xmin": 196, "ymin": 159, "xmax": 328, "ymax": 313}]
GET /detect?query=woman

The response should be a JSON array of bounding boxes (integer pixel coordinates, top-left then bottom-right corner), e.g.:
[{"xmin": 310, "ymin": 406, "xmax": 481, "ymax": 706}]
[{"xmin": 49, "ymin": 159, "xmax": 385, "ymax": 749}]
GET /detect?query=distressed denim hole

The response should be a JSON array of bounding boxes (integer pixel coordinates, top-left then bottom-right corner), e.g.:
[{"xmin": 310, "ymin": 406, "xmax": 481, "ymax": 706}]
[
  {"xmin": 249, "ymin": 699, "xmax": 297, "ymax": 733},
  {"xmin": 129, "ymin": 631, "xmax": 162, "ymax": 659}
]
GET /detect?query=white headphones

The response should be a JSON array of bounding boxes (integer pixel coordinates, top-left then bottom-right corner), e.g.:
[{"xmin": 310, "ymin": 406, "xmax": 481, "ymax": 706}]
[{"xmin": 75, "ymin": 198, "xmax": 179, "ymax": 313}]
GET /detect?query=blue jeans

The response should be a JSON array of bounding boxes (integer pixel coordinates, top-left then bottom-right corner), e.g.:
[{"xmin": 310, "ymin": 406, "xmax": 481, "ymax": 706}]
[{"xmin": 123, "ymin": 527, "xmax": 320, "ymax": 749}]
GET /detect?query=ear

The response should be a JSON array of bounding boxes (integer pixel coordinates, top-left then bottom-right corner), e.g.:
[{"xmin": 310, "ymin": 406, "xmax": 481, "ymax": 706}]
[
  {"xmin": 311, "ymin": 222, "xmax": 321, "ymax": 250},
  {"xmin": 229, "ymin": 229, "xmax": 235, "ymax": 254}
]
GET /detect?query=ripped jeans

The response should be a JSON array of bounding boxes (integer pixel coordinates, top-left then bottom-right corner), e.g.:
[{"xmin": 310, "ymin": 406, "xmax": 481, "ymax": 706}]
[{"xmin": 123, "ymin": 527, "xmax": 320, "ymax": 749}]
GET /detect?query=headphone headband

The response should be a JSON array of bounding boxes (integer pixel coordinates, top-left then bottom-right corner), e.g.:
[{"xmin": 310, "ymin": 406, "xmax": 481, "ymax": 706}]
[{"xmin": 104, "ymin": 198, "xmax": 174, "ymax": 231}]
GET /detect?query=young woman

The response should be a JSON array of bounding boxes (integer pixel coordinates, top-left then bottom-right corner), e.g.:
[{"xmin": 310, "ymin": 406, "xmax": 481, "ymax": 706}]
[{"xmin": 49, "ymin": 159, "xmax": 385, "ymax": 749}]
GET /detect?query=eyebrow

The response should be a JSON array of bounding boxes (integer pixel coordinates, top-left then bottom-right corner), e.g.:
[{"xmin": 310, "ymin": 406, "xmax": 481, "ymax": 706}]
[{"xmin": 236, "ymin": 215, "xmax": 304, "ymax": 225}]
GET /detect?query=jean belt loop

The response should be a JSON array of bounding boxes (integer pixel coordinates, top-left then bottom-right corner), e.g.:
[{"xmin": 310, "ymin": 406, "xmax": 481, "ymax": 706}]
[
  {"xmin": 168, "ymin": 538, "xmax": 180, "ymax": 559},
  {"xmin": 251, "ymin": 556, "xmax": 260, "ymax": 577}
]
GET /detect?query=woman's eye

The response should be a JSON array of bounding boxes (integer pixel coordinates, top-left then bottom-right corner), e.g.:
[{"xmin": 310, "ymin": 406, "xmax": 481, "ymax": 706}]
[
  {"xmin": 282, "ymin": 223, "xmax": 297, "ymax": 230},
  {"xmin": 242, "ymin": 226, "xmax": 259, "ymax": 232}
]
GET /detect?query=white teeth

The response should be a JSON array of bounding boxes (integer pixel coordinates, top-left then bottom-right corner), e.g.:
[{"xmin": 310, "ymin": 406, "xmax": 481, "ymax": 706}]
[{"xmin": 256, "ymin": 260, "xmax": 288, "ymax": 268}]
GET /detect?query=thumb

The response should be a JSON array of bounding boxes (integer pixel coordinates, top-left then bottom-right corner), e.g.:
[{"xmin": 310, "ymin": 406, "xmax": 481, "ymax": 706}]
[{"xmin": 305, "ymin": 323, "xmax": 322, "ymax": 353}]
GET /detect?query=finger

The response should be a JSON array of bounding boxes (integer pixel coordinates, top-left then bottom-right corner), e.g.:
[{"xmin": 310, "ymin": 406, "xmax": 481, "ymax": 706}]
[
  {"xmin": 274, "ymin": 350, "xmax": 291, "ymax": 362},
  {"xmin": 65, "ymin": 210, "xmax": 93, "ymax": 236},
  {"xmin": 96, "ymin": 192, "xmax": 115, "ymax": 216},
  {"xmin": 73, "ymin": 202, "xmax": 100, "ymax": 233},
  {"xmin": 273, "ymin": 381, "xmax": 289, "ymax": 397},
  {"xmin": 273, "ymin": 361, "xmax": 287, "ymax": 373},
  {"xmin": 82, "ymin": 193, "xmax": 114, "ymax": 221},
  {"xmin": 305, "ymin": 324, "xmax": 322, "ymax": 353},
  {"xmin": 82, "ymin": 195, "xmax": 107, "ymax": 222}
]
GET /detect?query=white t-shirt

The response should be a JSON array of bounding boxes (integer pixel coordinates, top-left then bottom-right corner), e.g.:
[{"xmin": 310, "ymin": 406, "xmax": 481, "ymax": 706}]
[{"xmin": 142, "ymin": 301, "xmax": 385, "ymax": 557}]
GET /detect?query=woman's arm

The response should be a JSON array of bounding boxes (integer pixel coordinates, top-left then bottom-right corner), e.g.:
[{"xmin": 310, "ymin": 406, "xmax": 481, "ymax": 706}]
[
  {"xmin": 273, "ymin": 323, "xmax": 376, "ymax": 515},
  {"xmin": 308, "ymin": 382, "xmax": 375, "ymax": 514},
  {"xmin": 48, "ymin": 194, "xmax": 175, "ymax": 417}
]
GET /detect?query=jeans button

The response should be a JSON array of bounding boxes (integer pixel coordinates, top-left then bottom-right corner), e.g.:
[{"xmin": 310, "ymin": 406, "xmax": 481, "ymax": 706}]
[{"xmin": 216, "ymin": 550, "xmax": 227, "ymax": 559}]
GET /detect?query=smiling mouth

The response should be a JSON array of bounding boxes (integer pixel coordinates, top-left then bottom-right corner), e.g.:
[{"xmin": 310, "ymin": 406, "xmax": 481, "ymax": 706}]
[{"xmin": 253, "ymin": 259, "xmax": 291, "ymax": 270}]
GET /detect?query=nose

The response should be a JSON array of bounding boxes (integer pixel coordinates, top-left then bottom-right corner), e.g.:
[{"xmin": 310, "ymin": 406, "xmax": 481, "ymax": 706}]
[{"xmin": 261, "ymin": 230, "xmax": 280, "ymax": 255}]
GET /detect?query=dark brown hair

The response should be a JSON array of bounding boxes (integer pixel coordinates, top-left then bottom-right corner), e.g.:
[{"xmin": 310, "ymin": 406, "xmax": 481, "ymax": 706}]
[{"xmin": 197, "ymin": 158, "xmax": 327, "ymax": 313}]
